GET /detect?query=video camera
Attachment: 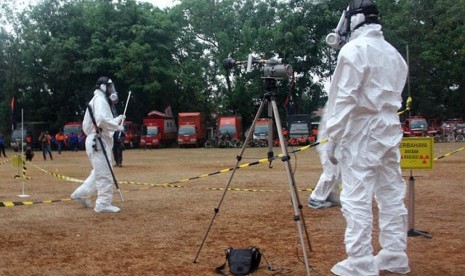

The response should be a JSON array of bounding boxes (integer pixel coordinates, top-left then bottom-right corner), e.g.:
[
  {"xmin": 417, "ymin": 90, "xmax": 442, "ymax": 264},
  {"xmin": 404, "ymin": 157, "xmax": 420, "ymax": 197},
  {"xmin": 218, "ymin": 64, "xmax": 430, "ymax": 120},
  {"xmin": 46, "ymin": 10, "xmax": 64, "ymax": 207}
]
[{"xmin": 223, "ymin": 54, "xmax": 293, "ymax": 79}]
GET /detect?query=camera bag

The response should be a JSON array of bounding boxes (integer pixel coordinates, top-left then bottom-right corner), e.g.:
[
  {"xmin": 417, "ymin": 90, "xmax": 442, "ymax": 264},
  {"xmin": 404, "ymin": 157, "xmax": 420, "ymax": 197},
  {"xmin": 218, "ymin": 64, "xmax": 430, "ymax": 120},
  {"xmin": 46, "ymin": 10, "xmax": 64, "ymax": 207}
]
[{"xmin": 216, "ymin": 246, "xmax": 262, "ymax": 276}]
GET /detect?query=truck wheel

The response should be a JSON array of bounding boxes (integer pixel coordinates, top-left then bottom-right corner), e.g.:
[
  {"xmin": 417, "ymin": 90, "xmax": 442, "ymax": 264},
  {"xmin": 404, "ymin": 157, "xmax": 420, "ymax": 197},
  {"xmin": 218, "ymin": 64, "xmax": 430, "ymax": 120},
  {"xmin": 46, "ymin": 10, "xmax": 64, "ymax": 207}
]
[{"xmin": 456, "ymin": 134, "xmax": 465, "ymax": 142}]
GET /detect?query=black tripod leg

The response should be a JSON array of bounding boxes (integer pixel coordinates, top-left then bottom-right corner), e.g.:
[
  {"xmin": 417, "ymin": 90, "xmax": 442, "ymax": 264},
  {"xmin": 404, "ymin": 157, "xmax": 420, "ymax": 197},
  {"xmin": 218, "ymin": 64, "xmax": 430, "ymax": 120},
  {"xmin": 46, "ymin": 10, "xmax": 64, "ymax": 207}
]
[{"xmin": 193, "ymin": 97, "xmax": 268, "ymax": 263}]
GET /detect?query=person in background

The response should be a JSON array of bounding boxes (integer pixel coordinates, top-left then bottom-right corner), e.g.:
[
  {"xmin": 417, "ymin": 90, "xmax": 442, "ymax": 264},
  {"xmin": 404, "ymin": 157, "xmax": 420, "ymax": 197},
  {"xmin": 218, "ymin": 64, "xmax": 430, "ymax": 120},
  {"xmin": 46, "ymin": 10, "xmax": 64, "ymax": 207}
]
[
  {"xmin": 0, "ymin": 132, "xmax": 7, "ymax": 157},
  {"xmin": 324, "ymin": 0, "xmax": 410, "ymax": 275},
  {"xmin": 26, "ymin": 133, "xmax": 32, "ymax": 146},
  {"xmin": 78, "ymin": 132, "xmax": 86, "ymax": 150},
  {"xmin": 55, "ymin": 130, "xmax": 66, "ymax": 154},
  {"xmin": 308, "ymin": 104, "xmax": 341, "ymax": 209},
  {"xmin": 68, "ymin": 132, "xmax": 79, "ymax": 151},
  {"xmin": 39, "ymin": 131, "xmax": 53, "ymax": 161},
  {"xmin": 109, "ymin": 92, "xmax": 125, "ymax": 167},
  {"xmin": 25, "ymin": 144, "xmax": 34, "ymax": 161}
]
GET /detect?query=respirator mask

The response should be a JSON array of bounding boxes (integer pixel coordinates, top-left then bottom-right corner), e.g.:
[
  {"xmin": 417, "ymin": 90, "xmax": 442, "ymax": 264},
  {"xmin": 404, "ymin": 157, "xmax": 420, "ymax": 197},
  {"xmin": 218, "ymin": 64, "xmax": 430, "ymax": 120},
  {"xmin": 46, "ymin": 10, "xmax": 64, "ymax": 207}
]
[
  {"xmin": 325, "ymin": 0, "xmax": 379, "ymax": 49},
  {"xmin": 325, "ymin": 9, "xmax": 349, "ymax": 49},
  {"xmin": 109, "ymin": 92, "xmax": 118, "ymax": 103}
]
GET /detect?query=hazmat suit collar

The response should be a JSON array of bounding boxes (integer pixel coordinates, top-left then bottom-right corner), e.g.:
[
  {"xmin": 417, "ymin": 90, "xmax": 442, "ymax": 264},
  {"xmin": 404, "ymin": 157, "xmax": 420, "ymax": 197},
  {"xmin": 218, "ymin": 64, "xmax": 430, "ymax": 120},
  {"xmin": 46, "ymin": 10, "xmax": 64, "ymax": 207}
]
[
  {"xmin": 94, "ymin": 88, "xmax": 106, "ymax": 98},
  {"xmin": 348, "ymin": 23, "xmax": 382, "ymax": 41}
]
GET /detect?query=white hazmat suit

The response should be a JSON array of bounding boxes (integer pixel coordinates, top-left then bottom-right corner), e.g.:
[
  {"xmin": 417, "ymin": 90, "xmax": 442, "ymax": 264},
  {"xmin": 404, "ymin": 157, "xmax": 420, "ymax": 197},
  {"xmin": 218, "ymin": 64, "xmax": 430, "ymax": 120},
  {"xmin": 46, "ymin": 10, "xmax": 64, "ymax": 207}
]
[
  {"xmin": 325, "ymin": 13, "xmax": 410, "ymax": 276},
  {"xmin": 308, "ymin": 104, "xmax": 341, "ymax": 209},
  {"xmin": 71, "ymin": 80, "xmax": 124, "ymax": 213}
]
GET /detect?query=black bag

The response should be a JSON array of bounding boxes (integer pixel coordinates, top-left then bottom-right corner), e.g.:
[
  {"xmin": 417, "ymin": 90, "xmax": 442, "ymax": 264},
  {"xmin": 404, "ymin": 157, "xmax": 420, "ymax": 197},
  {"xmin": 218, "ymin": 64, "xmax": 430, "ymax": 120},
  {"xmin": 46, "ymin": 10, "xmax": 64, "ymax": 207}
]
[{"xmin": 216, "ymin": 246, "xmax": 262, "ymax": 276}]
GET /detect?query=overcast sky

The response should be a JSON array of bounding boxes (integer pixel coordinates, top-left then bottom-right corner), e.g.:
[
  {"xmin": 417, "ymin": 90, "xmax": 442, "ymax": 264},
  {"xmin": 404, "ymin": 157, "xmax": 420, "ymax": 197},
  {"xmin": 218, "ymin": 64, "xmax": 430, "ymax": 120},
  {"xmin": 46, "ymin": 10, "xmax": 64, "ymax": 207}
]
[
  {"xmin": 15, "ymin": 0, "xmax": 179, "ymax": 11},
  {"xmin": 139, "ymin": 0, "xmax": 180, "ymax": 8}
]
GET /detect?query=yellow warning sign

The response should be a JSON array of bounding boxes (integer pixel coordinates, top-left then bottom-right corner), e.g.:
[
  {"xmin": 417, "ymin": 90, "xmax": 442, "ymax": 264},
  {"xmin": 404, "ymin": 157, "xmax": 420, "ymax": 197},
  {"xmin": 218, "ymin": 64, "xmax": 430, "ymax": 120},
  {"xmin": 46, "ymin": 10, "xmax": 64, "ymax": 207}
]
[{"xmin": 400, "ymin": 137, "xmax": 434, "ymax": 170}]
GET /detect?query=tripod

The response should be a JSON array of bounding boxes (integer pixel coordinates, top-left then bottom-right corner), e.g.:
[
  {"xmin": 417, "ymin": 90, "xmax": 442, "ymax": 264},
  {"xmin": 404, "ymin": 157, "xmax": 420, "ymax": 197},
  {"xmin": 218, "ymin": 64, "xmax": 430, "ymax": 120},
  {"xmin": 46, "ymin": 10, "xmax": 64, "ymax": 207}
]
[{"xmin": 193, "ymin": 78, "xmax": 313, "ymax": 276}]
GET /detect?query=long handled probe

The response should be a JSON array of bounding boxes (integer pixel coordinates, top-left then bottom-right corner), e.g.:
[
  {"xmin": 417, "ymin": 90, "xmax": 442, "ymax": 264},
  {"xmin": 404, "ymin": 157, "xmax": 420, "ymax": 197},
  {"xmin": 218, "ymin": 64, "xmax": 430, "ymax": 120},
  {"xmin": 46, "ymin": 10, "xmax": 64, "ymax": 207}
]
[{"xmin": 118, "ymin": 91, "xmax": 132, "ymax": 140}]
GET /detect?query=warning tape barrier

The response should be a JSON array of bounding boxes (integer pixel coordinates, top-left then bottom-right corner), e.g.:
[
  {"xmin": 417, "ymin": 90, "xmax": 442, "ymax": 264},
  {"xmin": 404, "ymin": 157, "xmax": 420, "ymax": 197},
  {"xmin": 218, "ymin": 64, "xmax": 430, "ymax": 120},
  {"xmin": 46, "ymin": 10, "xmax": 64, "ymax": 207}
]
[
  {"xmin": 29, "ymin": 163, "xmax": 84, "ymax": 183},
  {"xmin": 433, "ymin": 146, "xmax": 465, "ymax": 161},
  {"xmin": 0, "ymin": 198, "xmax": 73, "ymax": 207},
  {"xmin": 1, "ymin": 143, "xmax": 320, "ymax": 208},
  {"xmin": 2, "ymin": 143, "xmax": 463, "ymax": 208}
]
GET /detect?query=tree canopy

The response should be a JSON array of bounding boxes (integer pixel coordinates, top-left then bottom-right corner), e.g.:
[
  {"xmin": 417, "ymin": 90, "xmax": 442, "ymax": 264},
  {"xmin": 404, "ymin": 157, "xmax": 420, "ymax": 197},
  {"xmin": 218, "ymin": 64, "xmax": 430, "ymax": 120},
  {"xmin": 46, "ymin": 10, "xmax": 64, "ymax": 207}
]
[{"xmin": 1, "ymin": 0, "xmax": 464, "ymax": 135}]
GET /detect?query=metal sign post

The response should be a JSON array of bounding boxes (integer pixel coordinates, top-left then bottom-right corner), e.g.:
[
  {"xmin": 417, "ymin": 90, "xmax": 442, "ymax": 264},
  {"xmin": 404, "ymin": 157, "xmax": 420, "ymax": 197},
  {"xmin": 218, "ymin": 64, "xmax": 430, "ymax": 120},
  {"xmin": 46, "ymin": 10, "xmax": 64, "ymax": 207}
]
[{"xmin": 400, "ymin": 137, "xmax": 433, "ymax": 238}]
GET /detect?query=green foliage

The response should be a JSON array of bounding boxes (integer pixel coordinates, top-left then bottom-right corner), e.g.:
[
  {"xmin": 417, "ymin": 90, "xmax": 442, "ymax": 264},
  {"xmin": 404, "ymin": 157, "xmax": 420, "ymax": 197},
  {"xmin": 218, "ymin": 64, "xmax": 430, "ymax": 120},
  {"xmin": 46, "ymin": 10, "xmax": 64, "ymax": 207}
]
[
  {"xmin": 0, "ymin": 0, "xmax": 464, "ymax": 136},
  {"xmin": 378, "ymin": 0, "xmax": 465, "ymax": 121}
]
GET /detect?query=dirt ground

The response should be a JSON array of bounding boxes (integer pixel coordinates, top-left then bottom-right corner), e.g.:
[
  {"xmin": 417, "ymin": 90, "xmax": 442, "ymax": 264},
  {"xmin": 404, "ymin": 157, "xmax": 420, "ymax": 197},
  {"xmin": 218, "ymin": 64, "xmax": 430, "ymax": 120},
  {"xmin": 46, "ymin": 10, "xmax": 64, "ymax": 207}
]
[{"xmin": 1, "ymin": 142, "xmax": 464, "ymax": 276}]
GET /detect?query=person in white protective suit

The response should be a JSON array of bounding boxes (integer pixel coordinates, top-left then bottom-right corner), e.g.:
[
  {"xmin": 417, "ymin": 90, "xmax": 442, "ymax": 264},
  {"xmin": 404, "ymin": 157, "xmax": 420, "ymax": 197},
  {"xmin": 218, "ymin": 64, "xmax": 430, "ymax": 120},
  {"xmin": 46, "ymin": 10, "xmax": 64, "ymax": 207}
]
[
  {"xmin": 307, "ymin": 104, "xmax": 341, "ymax": 209},
  {"xmin": 324, "ymin": 0, "xmax": 410, "ymax": 275},
  {"xmin": 71, "ymin": 76, "xmax": 125, "ymax": 213}
]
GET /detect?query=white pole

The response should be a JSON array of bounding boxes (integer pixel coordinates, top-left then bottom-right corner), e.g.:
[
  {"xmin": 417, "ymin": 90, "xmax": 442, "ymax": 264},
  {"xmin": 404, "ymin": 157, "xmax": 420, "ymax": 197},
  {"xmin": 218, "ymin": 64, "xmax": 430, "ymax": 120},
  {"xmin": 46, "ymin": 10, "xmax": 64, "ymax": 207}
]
[
  {"xmin": 118, "ymin": 91, "xmax": 132, "ymax": 140},
  {"xmin": 21, "ymin": 109, "xmax": 24, "ymax": 155},
  {"xmin": 18, "ymin": 108, "xmax": 29, "ymax": 198}
]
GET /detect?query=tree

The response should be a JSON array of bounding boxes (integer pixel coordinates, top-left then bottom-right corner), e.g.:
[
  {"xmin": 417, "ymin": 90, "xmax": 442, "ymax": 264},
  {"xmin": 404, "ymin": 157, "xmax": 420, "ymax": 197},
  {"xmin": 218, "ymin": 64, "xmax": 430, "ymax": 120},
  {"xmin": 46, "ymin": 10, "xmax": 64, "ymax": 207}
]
[
  {"xmin": 8, "ymin": 0, "xmax": 179, "ymax": 130},
  {"xmin": 379, "ymin": 0, "xmax": 465, "ymax": 120},
  {"xmin": 1, "ymin": 0, "xmax": 463, "ymax": 136}
]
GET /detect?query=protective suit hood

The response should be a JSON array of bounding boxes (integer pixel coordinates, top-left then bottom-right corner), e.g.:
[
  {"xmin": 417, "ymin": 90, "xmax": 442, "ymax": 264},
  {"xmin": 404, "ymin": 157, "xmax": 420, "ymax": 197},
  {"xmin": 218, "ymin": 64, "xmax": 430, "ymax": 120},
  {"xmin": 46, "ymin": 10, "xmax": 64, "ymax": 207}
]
[{"xmin": 95, "ymin": 76, "xmax": 114, "ymax": 96}]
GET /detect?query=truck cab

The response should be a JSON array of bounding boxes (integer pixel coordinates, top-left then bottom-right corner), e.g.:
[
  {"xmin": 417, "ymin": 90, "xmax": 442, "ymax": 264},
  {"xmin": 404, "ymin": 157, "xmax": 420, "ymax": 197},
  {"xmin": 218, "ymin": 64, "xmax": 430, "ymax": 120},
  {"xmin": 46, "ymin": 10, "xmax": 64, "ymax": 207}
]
[
  {"xmin": 287, "ymin": 114, "xmax": 312, "ymax": 145},
  {"xmin": 10, "ymin": 129, "xmax": 28, "ymax": 152},
  {"xmin": 403, "ymin": 116, "xmax": 428, "ymax": 137},
  {"xmin": 218, "ymin": 116, "xmax": 243, "ymax": 140},
  {"xmin": 140, "ymin": 123, "xmax": 160, "ymax": 148},
  {"xmin": 140, "ymin": 110, "xmax": 176, "ymax": 148},
  {"xmin": 123, "ymin": 121, "xmax": 140, "ymax": 148},
  {"xmin": 177, "ymin": 112, "xmax": 206, "ymax": 148},
  {"xmin": 245, "ymin": 118, "xmax": 272, "ymax": 147}
]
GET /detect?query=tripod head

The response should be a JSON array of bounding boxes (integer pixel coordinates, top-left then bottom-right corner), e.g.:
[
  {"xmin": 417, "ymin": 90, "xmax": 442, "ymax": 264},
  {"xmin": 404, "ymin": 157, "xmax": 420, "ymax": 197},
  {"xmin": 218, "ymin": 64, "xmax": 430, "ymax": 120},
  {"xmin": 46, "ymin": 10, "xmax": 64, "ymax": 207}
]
[
  {"xmin": 223, "ymin": 54, "xmax": 293, "ymax": 99},
  {"xmin": 223, "ymin": 54, "xmax": 293, "ymax": 79}
]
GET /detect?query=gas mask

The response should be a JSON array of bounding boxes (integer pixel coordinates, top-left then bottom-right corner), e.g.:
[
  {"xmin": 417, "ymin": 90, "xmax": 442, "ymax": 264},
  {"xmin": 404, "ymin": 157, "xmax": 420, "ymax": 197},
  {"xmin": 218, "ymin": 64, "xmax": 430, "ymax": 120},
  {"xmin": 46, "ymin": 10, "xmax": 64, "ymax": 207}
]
[
  {"xmin": 325, "ymin": 9, "xmax": 349, "ymax": 49},
  {"xmin": 109, "ymin": 92, "xmax": 118, "ymax": 104},
  {"xmin": 325, "ymin": 0, "xmax": 379, "ymax": 49},
  {"xmin": 95, "ymin": 76, "xmax": 114, "ymax": 96}
]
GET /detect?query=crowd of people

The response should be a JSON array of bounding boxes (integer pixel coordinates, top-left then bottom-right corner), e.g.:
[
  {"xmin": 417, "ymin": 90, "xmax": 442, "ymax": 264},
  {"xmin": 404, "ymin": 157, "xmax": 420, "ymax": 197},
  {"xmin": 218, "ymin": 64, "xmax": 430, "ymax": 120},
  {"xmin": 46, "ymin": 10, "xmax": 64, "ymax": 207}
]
[{"xmin": 19, "ymin": 131, "xmax": 87, "ymax": 162}]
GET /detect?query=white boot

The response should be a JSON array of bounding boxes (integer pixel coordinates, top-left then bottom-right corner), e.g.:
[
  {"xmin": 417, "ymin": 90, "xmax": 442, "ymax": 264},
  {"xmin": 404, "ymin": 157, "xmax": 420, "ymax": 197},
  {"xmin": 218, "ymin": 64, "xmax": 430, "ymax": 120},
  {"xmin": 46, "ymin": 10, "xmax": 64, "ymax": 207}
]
[
  {"xmin": 94, "ymin": 205, "xmax": 120, "ymax": 213},
  {"xmin": 375, "ymin": 249, "xmax": 410, "ymax": 274},
  {"xmin": 331, "ymin": 255, "xmax": 379, "ymax": 276}
]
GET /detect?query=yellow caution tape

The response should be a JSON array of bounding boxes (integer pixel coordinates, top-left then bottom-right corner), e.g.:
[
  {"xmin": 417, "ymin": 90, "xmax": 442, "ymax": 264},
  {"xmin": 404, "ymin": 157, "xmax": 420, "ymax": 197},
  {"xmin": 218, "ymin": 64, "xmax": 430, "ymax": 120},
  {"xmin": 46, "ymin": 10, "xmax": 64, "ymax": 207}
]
[
  {"xmin": 4, "ymin": 143, "xmax": 462, "ymax": 208},
  {"xmin": 434, "ymin": 146, "xmax": 465, "ymax": 161}
]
